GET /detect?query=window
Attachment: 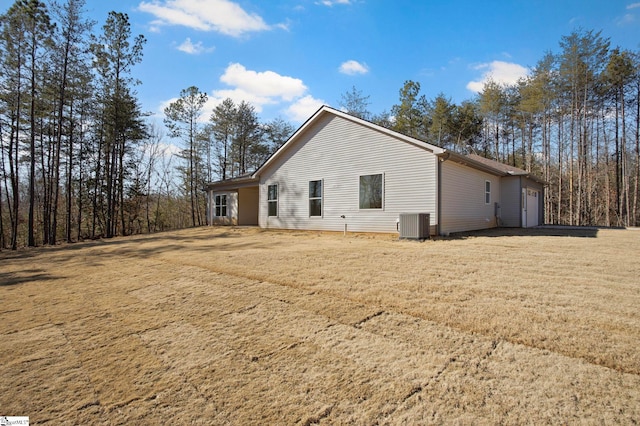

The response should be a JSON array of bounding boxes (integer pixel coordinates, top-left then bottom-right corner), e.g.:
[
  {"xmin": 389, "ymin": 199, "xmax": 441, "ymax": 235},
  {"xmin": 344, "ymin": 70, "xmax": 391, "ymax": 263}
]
[
  {"xmin": 359, "ymin": 174, "xmax": 383, "ymax": 209},
  {"xmin": 267, "ymin": 184, "xmax": 278, "ymax": 217},
  {"xmin": 485, "ymin": 181, "xmax": 491, "ymax": 204},
  {"xmin": 214, "ymin": 194, "xmax": 227, "ymax": 217},
  {"xmin": 309, "ymin": 180, "xmax": 322, "ymax": 217}
]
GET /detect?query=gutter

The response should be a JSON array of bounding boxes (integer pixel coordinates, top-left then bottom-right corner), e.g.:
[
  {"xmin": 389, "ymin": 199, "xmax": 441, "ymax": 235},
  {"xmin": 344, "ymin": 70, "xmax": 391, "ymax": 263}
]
[
  {"xmin": 439, "ymin": 150, "xmax": 548, "ymax": 185},
  {"xmin": 206, "ymin": 176, "xmax": 260, "ymax": 192},
  {"xmin": 437, "ymin": 150, "xmax": 504, "ymax": 177},
  {"xmin": 507, "ymin": 170, "xmax": 548, "ymax": 186}
]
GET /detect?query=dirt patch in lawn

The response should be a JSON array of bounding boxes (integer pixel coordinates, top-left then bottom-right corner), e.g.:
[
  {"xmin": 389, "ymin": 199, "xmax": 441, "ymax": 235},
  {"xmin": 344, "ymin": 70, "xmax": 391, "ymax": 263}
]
[{"xmin": 1, "ymin": 226, "xmax": 639, "ymax": 424}]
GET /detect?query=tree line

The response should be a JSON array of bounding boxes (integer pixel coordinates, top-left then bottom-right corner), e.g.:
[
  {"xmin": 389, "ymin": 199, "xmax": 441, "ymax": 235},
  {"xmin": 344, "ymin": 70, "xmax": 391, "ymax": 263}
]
[
  {"xmin": 0, "ymin": 0, "xmax": 294, "ymax": 249},
  {"xmin": 0, "ymin": 0, "xmax": 150, "ymax": 249},
  {"xmin": 1, "ymin": 0, "xmax": 637, "ymax": 250},
  {"xmin": 342, "ymin": 30, "xmax": 640, "ymax": 228},
  {"xmin": 163, "ymin": 89, "xmax": 294, "ymax": 228}
]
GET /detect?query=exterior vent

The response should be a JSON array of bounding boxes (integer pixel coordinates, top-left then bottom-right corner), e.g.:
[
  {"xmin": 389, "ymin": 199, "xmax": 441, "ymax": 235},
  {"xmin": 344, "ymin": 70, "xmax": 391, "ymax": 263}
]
[{"xmin": 399, "ymin": 213, "xmax": 430, "ymax": 240}]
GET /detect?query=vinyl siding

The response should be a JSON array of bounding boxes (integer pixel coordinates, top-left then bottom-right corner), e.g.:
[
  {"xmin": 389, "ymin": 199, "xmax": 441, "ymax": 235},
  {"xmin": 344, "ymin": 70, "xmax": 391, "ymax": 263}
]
[
  {"xmin": 238, "ymin": 187, "xmax": 259, "ymax": 225},
  {"xmin": 440, "ymin": 160, "xmax": 500, "ymax": 234},
  {"xmin": 209, "ymin": 191, "xmax": 238, "ymax": 225},
  {"xmin": 500, "ymin": 176, "xmax": 522, "ymax": 227},
  {"xmin": 500, "ymin": 176, "xmax": 544, "ymax": 227},
  {"xmin": 258, "ymin": 114, "xmax": 438, "ymax": 233}
]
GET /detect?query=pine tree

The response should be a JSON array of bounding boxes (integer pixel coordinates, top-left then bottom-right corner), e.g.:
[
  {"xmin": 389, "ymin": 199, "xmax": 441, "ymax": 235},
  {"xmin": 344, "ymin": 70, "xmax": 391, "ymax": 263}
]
[
  {"xmin": 605, "ymin": 48, "xmax": 635, "ymax": 226},
  {"xmin": 451, "ymin": 100, "xmax": 483, "ymax": 151},
  {"xmin": 478, "ymin": 79, "xmax": 507, "ymax": 160},
  {"xmin": 164, "ymin": 86, "xmax": 208, "ymax": 227},
  {"xmin": 391, "ymin": 80, "xmax": 428, "ymax": 140},
  {"xmin": 232, "ymin": 101, "xmax": 262, "ymax": 176},
  {"xmin": 91, "ymin": 11, "xmax": 146, "ymax": 237},
  {"xmin": 50, "ymin": 0, "xmax": 93, "ymax": 244},
  {"xmin": 209, "ymin": 98, "xmax": 236, "ymax": 180},
  {"xmin": 262, "ymin": 117, "xmax": 294, "ymax": 155},
  {"xmin": 427, "ymin": 94, "xmax": 455, "ymax": 148},
  {"xmin": 339, "ymin": 86, "xmax": 371, "ymax": 120}
]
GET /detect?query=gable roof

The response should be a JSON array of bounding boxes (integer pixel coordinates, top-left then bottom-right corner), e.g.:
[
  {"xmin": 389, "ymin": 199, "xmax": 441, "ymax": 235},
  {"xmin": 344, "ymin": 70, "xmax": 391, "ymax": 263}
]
[
  {"xmin": 206, "ymin": 173, "xmax": 258, "ymax": 191},
  {"xmin": 441, "ymin": 152, "xmax": 546, "ymax": 184},
  {"xmin": 465, "ymin": 154, "xmax": 533, "ymax": 175},
  {"xmin": 208, "ymin": 105, "xmax": 545, "ymax": 189},
  {"xmin": 252, "ymin": 105, "xmax": 445, "ymax": 178}
]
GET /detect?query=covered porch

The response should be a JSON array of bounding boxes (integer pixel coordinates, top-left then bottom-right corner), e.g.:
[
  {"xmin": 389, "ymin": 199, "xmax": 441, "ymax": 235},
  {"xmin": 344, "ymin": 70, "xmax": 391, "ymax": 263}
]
[{"xmin": 206, "ymin": 175, "xmax": 259, "ymax": 226}]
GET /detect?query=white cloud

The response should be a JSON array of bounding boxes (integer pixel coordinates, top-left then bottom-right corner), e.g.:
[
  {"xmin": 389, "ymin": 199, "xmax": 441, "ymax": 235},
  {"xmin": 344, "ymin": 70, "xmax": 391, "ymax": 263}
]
[
  {"xmin": 316, "ymin": 0, "xmax": 351, "ymax": 6},
  {"xmin": 274, "ymin": 21, "xmax": 291, "ymax": 31},
  {"xmin": 208, "ymin": 89, "xmax": 274, "ymax": 113},
  {"xmin": 466, "ymin": 60, "xmax": 529, "ymax": 93},
  {"xmin": 138, "ymin": 0, "xmax": 270, "ymax": 37},
  {"xmin": 568, "ymin": 16, "xmax": 583, "ymax": 26},
  {"xmin": 176, "ymin": 38, "xmax": 214, "ymax": 54},
  {"xmin": 614, "ymin": 3, "xmax": 640, "ymax": 26},
  {"xmin": 219, "ymin": 63, "xmax": 307, "ymax": 102},
  {"xmin": 158, "ymin": 64, "xmax": 321, "ymax": 124},
  {"xmin": 616, "ymin": 13, "xmax": 636, "ymax": 26},
  {"xmin": 285, "ymin": 95, "xmax": 325, "ymax": 122},
  {"xmin": 159, "ymin": 97, "xmax": 178, "ymax": 114},
  {"xmin": 209, "ymin": 64, "xmax": 315, "ymax": 120},
  {"xmin": 339, "ymin": 60, "xmax": 369, "ymax": 75}
]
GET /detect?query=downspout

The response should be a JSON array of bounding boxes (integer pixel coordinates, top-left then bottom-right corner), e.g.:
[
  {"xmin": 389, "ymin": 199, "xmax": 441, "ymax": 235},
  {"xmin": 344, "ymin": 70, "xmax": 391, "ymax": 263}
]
[
  {"xmin": 437, "ymin": 152, "xmax": 451, "ymax": 236},
  {"xmin": 541, "ymin": 181, "xmax": 545, "ymax": 225},
  {"xmin": 520, "ymin": 176, "xmax": 524, "ymax": 227}
]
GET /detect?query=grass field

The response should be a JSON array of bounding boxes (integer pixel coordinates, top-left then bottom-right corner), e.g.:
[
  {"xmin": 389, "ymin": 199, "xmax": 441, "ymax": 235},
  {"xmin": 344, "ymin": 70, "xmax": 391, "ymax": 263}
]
[{"xmin": 1, "ymin": 226, "xmax": 639, "ymax": 424}]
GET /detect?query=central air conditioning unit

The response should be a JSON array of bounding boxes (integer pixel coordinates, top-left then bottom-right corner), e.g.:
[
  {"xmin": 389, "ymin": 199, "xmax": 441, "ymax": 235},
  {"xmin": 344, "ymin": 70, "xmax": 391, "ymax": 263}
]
[{"xmin": 398, "ymin": 213, "xmax": 430, "ymax": 240}]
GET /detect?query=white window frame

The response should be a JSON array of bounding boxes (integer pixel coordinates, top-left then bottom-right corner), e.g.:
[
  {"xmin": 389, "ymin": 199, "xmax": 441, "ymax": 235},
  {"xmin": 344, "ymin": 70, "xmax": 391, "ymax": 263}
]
[
  {"xmin": 214, "ymin": 194, "xmax": 227, "ymax": 217},
  {"xmin": 485, "ymin": 180, "xmax": 491, "ymax": 205},
  {"xmin": 309, "ymin": 179, "xmax": 323, "ymax": 217},
  {"xmin": 359, "ymin": 173, "xmax": 384, "ymax": 210},
  {"xmin": 267, "ymin": 184, "xmax": 278, "ymax": 217}
]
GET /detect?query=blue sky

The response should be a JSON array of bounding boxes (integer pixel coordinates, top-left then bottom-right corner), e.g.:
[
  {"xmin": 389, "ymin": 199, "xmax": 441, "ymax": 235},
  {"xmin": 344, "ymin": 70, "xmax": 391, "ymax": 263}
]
[{"xmin": 3, "ymin": 0, "xmax": 640, "ymax": 126}]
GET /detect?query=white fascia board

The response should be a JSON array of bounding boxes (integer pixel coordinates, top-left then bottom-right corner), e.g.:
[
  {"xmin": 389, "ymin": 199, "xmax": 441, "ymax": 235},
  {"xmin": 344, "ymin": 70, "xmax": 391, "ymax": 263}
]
[{"xmin": 438, "ymin": 151, "xmax": 506, "ymax": 176}]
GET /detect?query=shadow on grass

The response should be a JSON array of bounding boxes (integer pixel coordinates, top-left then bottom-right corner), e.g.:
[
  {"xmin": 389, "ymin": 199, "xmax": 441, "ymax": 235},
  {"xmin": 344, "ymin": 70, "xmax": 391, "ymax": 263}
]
[
  {"xmin": 0, "ymin": 226, "xmax": 278, "ymax": 264},
  {"xmin": 0, "ymin": 269, "xmax": 64, "ymax": 286},
  {"xmin": 443, "ymin": 226, "xmax": 607, "ymax": 239}
]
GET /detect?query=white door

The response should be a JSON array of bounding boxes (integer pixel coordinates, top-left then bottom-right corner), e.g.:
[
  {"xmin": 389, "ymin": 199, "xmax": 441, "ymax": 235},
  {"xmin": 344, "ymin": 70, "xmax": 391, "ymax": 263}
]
[{"xmin": 522, "ymin": 188, "xmax": 539, "ymax": 227}]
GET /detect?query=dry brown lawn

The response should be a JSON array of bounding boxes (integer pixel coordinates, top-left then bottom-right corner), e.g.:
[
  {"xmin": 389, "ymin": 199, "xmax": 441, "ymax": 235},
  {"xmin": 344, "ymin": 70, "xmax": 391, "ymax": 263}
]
[{"xmin": 1, "ymin": 226, "xmax": 639, "ymax": 424}]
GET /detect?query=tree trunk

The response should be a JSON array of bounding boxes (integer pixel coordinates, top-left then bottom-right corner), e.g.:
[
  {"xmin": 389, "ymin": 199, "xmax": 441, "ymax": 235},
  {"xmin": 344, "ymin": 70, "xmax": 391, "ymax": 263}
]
[
  {"xmin": 0, "ymin": 122, "xmax": 5, "ymax": 249},
  {"xmin": 620, "ymin": 85, "xmax": 629, "ymax": 226},
  {"xmin": 614, "ymin": 91, "xmax": 621, "ymax": 226},
  {"xmin": 557, "ymin": 113, "xmax": 563, "ymax": 225},
  {"xmin": 66, "ymin": 100, "xmax": 75, "ymax": 243},
  {"xmin": 28, "ymin": 33, "xmax": 37, "ymax": 247},
  {"xmin": 92, "ymin": 113, "xmax": 105, "ymax": 238},
  {"xmin": 119, "ymin": 135, "xmax": 126, "ymax": 235},
  {"xmin": 634, "ymin": 80, "xmax": 640, "ymax": 226}
]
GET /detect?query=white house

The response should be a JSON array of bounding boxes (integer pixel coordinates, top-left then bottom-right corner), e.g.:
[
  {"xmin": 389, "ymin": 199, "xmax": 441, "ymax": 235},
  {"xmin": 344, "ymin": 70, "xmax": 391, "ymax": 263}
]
[{"xmin": 206, "ymin": 106, "xmax": 544, "ymax": 236}]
